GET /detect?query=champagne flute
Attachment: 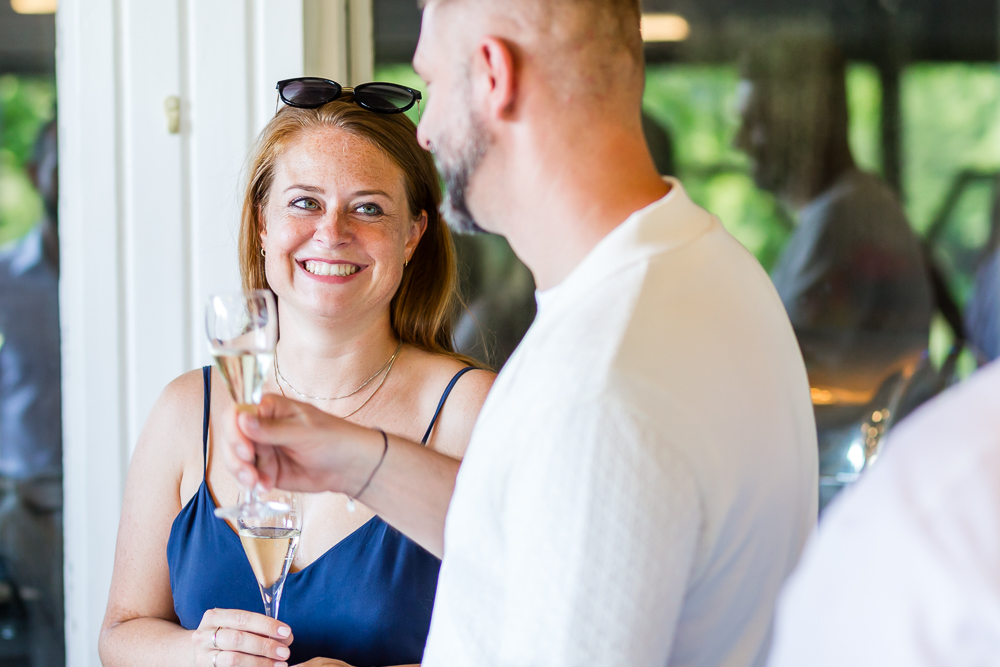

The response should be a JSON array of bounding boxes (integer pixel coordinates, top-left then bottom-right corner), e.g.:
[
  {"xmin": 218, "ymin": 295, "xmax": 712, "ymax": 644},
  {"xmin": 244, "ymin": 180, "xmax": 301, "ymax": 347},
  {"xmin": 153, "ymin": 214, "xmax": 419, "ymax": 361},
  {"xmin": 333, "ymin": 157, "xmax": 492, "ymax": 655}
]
[
  {"xmin": 205, "ymin": 290, "xmax": 281, "ymax": 520},
  {"xmin": 237, "ymin": 487, "xmax": 301, "ymax": 619}
]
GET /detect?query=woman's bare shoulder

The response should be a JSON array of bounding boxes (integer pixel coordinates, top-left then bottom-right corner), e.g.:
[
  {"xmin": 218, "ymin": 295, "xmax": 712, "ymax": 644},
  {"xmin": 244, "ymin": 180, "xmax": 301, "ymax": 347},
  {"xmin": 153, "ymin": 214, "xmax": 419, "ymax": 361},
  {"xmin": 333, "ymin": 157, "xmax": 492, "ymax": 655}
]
[
  {"xmin": 405, "ymin": 348, "xmax": 495, "ymax": 456},
  {"xmin": 131, "ymin": 368, "xmax": 207, "ymax": 473},
  {"xmin": 405, "ymin": 346, "xmax": 494, "ymax": 399}
]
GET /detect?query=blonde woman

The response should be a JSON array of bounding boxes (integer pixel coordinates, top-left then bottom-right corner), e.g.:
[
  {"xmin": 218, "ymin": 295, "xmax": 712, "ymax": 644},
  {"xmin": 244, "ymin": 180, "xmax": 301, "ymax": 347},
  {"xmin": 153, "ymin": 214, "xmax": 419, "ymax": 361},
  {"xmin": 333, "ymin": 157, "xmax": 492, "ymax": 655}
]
[{"xmin": 100, "ymin": 80, "xmax": 494, "ymax": 667}]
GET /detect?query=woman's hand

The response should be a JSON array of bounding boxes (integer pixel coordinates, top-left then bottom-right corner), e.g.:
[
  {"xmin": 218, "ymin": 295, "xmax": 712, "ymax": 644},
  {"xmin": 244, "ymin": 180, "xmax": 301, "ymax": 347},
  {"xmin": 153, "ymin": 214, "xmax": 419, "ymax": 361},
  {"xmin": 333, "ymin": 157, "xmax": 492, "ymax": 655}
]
[{"xmin": 192, "ymin": 608, "xmax": 293, "ymax": 667}]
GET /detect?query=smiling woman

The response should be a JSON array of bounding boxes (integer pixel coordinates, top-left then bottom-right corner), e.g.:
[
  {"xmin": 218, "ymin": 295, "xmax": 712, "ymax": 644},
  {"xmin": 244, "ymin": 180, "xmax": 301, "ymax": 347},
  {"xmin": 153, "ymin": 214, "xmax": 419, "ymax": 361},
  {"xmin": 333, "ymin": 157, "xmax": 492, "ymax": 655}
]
[
  {"xmin": 240, "ymin": 97, "xmax": 461, "ymax": 358},
  {"xmin": 98, "ymin": 92, "xmax": 495, "ymax": 667}
]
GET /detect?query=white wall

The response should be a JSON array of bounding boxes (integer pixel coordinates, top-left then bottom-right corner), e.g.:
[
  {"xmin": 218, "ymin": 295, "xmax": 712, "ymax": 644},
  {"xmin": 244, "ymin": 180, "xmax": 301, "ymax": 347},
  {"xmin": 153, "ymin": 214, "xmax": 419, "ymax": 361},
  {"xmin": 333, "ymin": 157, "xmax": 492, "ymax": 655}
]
[{"xmin": 57, "ymin": 1, "xmax": 372, "ymax": 664}]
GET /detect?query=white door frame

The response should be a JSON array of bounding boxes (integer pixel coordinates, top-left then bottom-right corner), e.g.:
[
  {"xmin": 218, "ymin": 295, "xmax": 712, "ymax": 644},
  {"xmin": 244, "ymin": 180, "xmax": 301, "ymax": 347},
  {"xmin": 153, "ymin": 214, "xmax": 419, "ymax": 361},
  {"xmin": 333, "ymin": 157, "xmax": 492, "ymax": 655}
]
[{"xmin": 56, "ymin": 1, "xmax": 372, "ymax": 664}]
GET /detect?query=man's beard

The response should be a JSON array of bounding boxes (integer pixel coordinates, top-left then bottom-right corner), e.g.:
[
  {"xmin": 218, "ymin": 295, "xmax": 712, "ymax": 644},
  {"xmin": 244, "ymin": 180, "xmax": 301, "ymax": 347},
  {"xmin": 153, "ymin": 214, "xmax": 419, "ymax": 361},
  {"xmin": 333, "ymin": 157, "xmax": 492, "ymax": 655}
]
[{"xmin": 433, "ymin": 111, "xmax": 493, "ymax": 234}]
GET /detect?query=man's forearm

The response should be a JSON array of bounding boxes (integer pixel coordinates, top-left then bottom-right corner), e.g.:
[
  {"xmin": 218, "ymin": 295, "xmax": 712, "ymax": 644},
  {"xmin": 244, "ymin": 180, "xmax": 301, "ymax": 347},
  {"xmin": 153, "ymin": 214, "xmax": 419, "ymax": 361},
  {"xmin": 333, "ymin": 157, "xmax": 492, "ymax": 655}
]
[{"xmin": 346, "ymin": 427, "xmax": 460, "ymax": 558}]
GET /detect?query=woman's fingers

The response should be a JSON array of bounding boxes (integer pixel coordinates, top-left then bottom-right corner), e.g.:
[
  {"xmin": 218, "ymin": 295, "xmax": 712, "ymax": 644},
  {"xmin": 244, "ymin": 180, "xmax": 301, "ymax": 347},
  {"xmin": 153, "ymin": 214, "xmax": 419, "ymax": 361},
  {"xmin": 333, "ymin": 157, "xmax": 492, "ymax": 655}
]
[
  {"xmin": 198, "ymin": 608, "xmax": 292, "ymax": 641},
  {"xmin": 213, "ymin": 627, "xmax": 292, "ymax": 660},
  {"xmin": 192, "ymin": 609, "xmax": 294, "ymax": 667}
]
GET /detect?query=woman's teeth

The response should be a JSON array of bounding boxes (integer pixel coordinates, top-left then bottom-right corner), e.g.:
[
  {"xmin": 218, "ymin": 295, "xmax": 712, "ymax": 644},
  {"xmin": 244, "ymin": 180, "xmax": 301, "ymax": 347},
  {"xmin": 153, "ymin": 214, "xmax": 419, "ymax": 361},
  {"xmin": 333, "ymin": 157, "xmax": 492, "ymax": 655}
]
[{"xmin": 304, "ymin": 260, "xmax": 360, "ymax": 277}]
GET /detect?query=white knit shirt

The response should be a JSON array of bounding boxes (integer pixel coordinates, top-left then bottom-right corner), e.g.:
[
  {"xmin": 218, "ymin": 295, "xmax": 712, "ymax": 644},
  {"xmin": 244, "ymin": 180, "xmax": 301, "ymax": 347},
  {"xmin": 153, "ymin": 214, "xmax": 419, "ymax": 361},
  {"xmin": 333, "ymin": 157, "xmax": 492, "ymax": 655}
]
[{"xmin": 423, "ymin": 180, "xmax": 818, "ymax": 667}]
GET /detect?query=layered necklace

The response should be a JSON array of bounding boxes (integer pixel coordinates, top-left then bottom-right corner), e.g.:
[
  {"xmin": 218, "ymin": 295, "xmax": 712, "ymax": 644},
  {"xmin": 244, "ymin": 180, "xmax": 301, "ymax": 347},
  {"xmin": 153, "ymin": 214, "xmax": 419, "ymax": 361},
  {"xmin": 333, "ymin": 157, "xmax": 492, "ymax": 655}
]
[{"xmin": 273, "ymin": 340, "xmax": 403, "ymax": 419}]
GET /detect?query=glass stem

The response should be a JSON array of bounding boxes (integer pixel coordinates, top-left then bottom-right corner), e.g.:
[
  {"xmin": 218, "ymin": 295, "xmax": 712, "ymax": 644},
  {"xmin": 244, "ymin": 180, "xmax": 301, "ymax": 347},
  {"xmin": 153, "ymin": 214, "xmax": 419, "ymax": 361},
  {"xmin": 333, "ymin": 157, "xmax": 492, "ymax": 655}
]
[{"xmin": 260, "ymin": 579, "xmax": 287, "ymax": 619}]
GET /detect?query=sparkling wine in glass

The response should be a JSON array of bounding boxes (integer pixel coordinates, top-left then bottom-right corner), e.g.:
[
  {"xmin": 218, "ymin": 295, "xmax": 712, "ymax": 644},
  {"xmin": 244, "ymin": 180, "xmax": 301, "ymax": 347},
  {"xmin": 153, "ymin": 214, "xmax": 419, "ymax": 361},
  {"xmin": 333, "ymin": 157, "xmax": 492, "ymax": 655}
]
[
  {"xmin": 237, "ymin": 487, "xmax": 301, "ymax": 619},
  {"xmin": 206, "ymin": 290, "xmax": 277, "ymax": 406},
  {"xmin": 205, "ymin": 289, "xmax": 281, "ymax": 520}
]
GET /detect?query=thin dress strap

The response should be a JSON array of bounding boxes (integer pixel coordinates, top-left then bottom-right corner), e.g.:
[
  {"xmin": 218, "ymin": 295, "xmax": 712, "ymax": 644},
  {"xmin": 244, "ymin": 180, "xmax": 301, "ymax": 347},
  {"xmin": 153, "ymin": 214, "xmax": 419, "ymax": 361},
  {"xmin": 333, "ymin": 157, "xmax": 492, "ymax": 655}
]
[
  {"xmin": 420, "ymin": 367, "xmax": 476, "ymax": 445},
  {"xmin": 201, "ymin": 366, "xmax": 211, "ymax": 470}
]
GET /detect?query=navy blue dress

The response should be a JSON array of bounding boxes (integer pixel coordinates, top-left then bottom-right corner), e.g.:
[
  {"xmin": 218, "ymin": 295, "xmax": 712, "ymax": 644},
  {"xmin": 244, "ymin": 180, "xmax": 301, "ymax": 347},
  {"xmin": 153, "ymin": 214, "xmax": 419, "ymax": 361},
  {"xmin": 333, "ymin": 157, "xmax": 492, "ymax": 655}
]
[{"xmin": 167, "ymin": 366, "xmax": 474, "ymax": 666}]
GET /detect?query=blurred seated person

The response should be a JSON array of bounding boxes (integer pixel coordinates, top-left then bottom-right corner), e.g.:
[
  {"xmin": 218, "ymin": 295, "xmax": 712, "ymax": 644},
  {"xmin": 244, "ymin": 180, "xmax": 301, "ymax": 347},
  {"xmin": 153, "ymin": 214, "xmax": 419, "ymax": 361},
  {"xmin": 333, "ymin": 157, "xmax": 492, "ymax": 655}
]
[
  {"xmin": 736, "ymin": 38, "xmax": 933, "ymax": 407},
  {"xmin": 964, "ymin": 177, "xmax": 1000, "ymax": 363},
  {"xmin": 99, "ymin": 93, "xmax": 493, "ymax": 667},
  {"xmin": 452, "ymin": 113, "xmax": 675, "ymax": 368},
  {"xmin": 0, "ymin": 119, "xmax": 64, "ymax": 666}
]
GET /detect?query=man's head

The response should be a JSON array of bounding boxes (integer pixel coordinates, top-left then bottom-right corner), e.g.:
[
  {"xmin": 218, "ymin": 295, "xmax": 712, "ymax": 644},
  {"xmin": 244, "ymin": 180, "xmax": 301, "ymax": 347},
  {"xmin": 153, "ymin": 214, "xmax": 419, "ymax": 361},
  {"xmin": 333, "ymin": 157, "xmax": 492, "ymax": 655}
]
[
  {"xmin": 413, "ymin": 0, "xmax": 645, "ymax": 234},
  {"xmin": 734, "ymin": 36, "xmax": 854, "ymax": 207}
]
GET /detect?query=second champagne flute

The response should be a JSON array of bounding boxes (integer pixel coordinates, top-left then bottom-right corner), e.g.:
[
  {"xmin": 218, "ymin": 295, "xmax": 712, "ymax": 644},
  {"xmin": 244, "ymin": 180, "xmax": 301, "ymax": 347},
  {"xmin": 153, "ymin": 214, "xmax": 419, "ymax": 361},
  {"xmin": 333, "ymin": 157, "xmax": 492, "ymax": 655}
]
[{"xmin": 238, "ymin": 487, "xmax": 301, "ymax": 620}]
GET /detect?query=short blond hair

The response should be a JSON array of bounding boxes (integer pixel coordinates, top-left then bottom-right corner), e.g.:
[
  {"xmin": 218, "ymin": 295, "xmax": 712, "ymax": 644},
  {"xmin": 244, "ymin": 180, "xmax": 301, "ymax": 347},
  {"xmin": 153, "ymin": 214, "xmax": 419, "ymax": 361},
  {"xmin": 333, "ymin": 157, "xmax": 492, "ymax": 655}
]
[{"xmin": 424, "ymin": 0, "xmax": 644, "ymax": 96}]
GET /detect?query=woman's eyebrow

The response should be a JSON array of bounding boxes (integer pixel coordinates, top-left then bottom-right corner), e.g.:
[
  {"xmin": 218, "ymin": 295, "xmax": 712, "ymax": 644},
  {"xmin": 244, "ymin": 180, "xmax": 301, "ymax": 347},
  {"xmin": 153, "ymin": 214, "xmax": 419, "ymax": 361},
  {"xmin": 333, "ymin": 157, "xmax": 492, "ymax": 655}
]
[
  {"xmin": 284, "ymin": 184, "xmax": 325, "ymax": 193},
  {"xmin": 352, "ymin": 189, "xmax": 391, "ymax": 198}
]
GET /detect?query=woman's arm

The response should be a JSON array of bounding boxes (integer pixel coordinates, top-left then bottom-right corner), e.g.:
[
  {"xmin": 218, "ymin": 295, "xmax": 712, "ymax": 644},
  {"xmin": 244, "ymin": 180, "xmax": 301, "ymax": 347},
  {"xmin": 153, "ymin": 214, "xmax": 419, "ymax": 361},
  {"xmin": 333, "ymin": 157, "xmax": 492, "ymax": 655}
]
[
  {"xmin": 99, "ymin": 372, "xmax": 293, "ymax": 667},
  {"xmin": 99, "ymin": 371, "xmax": 205, "ymax": 665}
]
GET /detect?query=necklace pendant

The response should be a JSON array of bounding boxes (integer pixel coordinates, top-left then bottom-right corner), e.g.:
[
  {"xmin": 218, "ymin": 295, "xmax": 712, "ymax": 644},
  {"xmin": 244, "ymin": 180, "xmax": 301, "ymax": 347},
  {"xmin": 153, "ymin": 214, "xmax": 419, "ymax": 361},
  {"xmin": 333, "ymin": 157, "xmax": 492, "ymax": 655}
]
[{"xmin": 346, "ymin": 497, "xmax": 356, "ymax": 513}]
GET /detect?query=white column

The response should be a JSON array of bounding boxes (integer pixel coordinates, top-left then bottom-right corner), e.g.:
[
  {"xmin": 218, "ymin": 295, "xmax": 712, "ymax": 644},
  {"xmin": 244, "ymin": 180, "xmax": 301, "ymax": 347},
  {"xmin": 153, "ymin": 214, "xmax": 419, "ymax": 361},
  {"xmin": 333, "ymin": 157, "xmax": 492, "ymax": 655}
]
[
  {"xmin": 303, "ymin": 0, "xmax": 373, "ymax": 84},
  {"xmin": 56, "ymin": 0, "xmax": 366, "ymax": 663},
  {"xmin": 56, "ymin": 1, "xmax": 126, "ymax": 664}
]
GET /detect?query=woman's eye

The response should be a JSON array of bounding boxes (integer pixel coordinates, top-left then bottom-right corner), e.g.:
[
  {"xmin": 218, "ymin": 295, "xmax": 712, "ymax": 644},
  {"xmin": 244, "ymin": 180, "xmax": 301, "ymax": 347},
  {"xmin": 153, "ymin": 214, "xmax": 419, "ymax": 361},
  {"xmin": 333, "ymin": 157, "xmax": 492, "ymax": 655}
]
[
  {"xmin": 292, "ymin": 198, "xmax": 320, "ymax": 211},
  {"xmin": 356, "ymin": 203, "xmax": 382, "ymax": 216}
]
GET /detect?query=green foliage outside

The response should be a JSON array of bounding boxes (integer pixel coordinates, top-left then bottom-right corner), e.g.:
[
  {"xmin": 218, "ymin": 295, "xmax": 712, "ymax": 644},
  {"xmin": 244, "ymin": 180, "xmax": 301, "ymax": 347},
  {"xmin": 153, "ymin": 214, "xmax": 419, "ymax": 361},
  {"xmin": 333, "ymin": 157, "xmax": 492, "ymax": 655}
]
[
  {"xmin": 0, "ymin": 74, "xmax": 56, "ymax": 246},
  {"xmin": 903, "ymin": 65, "xmax": 1000, "ymax": 310}
]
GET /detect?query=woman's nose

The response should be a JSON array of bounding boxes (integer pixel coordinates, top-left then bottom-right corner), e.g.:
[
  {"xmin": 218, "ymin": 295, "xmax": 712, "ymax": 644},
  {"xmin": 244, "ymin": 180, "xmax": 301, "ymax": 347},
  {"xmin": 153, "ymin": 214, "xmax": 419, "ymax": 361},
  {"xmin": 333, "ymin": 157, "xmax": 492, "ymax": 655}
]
[{"xmin": 313, "ymin": 211, "xmax": 353, "ymax": 247}]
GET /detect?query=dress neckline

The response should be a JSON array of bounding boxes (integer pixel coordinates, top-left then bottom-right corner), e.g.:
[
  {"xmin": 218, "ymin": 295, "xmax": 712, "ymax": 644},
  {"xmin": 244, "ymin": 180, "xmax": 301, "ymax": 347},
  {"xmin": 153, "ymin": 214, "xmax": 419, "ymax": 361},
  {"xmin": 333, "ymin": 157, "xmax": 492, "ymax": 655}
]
[{"xmin": 197, "ymin": 479, "xmax": 381, "ymax": 577}]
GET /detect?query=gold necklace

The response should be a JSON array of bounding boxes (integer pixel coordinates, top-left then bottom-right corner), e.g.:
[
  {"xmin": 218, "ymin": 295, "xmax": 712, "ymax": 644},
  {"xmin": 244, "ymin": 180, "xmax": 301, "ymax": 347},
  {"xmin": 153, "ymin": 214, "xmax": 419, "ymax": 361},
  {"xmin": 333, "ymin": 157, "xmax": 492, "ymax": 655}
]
[
  {"xmin": 274, "ymin": 341, "xmax": 402, "ymax": 419},
  {"xmin": 274, "ymin": 340, "xmax": 402, "ymax": 401}
]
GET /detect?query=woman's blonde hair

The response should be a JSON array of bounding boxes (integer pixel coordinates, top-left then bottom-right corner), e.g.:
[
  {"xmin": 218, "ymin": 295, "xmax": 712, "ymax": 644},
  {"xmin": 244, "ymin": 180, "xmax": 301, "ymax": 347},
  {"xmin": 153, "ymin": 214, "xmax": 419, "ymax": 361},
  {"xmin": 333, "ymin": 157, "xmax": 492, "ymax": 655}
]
[{"xmin": 240, "ymin": 97, "xmax": 472, "ymax": 363}]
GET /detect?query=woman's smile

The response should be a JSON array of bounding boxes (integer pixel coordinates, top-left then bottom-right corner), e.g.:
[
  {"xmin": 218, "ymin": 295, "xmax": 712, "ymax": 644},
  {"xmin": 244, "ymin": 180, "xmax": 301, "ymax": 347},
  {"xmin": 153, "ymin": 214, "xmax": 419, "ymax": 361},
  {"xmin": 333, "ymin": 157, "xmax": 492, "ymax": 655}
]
[{"xmin": 298, "ymin": 258, "xmax": 368, "ymax": 283}]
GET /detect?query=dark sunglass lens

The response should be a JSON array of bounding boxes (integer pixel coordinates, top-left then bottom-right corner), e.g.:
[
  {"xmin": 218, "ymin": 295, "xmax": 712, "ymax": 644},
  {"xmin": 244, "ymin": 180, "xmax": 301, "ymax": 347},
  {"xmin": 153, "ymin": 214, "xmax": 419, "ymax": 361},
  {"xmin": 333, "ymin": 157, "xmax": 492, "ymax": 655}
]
[
  {"xmin": 355, "ymin": 83, "xmax": 416, "ymax": 112},
  {"xmin": 281, "ymin": 79, "xmax": 339, "ymax": 107}
]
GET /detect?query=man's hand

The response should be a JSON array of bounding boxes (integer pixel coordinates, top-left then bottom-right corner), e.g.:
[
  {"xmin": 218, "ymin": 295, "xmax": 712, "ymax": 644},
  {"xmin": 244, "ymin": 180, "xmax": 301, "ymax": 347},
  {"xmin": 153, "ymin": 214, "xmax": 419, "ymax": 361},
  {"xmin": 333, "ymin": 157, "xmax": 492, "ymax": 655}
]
[
  {"xmin": 219, "ymin": 390, "xmax": 463, "ymax": 558},
  {"xmin": 219, "ymin": 393, "xmax": 374, "ymax": 496}
]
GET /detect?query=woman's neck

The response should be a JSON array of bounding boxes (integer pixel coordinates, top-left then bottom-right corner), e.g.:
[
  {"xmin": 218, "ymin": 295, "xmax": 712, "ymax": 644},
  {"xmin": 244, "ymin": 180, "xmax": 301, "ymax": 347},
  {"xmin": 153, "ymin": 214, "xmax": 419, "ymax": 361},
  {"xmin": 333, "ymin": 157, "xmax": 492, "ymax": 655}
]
[{"xmin": 273, "ymin": 304, "xmax": 400, "ymax": 400}]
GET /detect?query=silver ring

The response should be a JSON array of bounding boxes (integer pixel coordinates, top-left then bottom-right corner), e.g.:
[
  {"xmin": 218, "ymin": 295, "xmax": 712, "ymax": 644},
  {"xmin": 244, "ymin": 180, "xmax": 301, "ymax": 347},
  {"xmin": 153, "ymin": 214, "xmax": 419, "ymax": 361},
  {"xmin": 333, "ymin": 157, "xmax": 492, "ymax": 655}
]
[
  {"xmin": 212, "ymin": 627, "xmax": 221, "ymax": 649},
  {"xmin": 213, "ymin": 651, "xmax": 218, "ymax": 667}
]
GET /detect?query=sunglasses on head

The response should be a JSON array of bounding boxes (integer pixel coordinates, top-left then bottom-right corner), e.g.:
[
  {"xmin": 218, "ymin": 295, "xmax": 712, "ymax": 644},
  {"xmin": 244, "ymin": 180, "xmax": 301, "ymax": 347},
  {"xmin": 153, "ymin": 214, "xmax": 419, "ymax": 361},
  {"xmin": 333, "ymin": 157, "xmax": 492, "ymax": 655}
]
[{"xmin": 276, "ymin": 77, "xmax": 422, "ymax": 115}]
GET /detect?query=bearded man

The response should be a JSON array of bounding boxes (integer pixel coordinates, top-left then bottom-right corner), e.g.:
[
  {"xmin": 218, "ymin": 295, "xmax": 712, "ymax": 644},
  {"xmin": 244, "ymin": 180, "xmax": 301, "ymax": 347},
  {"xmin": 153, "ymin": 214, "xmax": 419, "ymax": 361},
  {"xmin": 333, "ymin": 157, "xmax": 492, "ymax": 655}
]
[{"xmin": 222, "ymin": 2, "xmax": 818, "ymax": 664}]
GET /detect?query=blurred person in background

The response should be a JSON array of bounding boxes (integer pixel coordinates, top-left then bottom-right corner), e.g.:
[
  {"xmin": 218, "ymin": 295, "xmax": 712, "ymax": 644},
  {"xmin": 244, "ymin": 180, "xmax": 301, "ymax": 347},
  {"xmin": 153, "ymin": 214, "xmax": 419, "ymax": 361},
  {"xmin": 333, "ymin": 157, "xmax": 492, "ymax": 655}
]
[
  {"xmin": 735, "ymin": 37, "xmax": 933, "ymax": 406},
  {"xmin": 0, "ymin": 119, "xmax": 64, "ymax": 666},
  {"xmin": 736, "ymin": 37, "xmax": 934, "ymax": 509}
]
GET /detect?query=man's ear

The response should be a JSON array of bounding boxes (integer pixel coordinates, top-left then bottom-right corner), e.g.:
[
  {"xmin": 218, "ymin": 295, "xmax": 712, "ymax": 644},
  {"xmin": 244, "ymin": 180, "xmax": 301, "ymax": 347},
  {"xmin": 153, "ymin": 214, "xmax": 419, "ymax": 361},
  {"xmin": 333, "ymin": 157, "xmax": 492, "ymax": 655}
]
[{"xmin": 473, "ymin": 36, "xmax": 518, "ymax": 120}]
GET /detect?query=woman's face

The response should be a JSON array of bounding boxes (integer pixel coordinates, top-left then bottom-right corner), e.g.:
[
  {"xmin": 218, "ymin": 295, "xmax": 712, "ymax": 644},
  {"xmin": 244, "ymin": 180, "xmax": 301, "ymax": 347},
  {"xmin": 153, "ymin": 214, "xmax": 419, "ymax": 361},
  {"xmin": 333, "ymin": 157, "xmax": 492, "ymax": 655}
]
[{"xmin": 260, "ymin": 126, "xmax": 427, "ymax": 323}]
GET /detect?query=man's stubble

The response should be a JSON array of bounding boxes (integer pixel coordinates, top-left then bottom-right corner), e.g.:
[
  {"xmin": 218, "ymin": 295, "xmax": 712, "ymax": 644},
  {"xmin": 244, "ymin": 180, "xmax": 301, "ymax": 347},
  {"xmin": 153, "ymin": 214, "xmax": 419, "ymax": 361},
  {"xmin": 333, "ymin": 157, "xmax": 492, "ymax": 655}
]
[{"xmin": 433, "ymin": 104, "xmax": 494, "ymax": 235}]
